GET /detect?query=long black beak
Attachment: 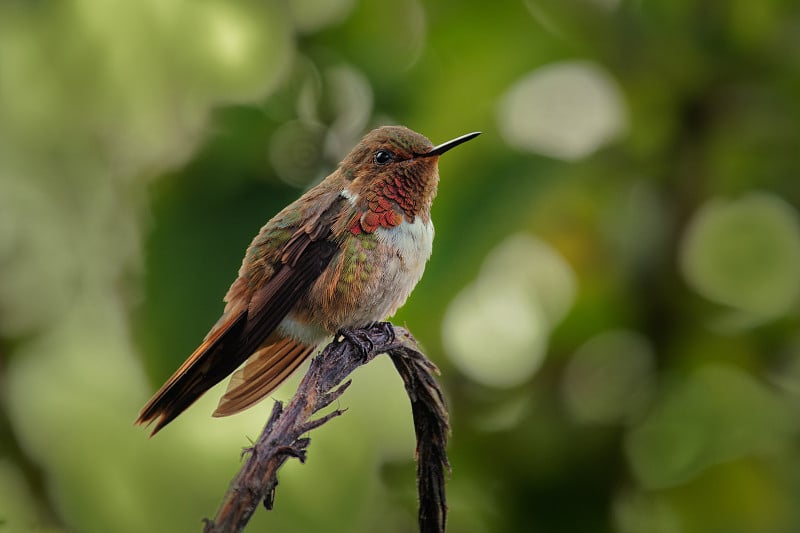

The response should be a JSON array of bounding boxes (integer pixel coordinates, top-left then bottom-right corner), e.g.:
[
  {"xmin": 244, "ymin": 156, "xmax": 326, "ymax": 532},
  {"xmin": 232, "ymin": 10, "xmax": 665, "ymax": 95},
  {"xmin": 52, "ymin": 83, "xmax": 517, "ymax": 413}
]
[{"xmin": 420, "ymin": 131, "xmax": 481, "ymax": 157}]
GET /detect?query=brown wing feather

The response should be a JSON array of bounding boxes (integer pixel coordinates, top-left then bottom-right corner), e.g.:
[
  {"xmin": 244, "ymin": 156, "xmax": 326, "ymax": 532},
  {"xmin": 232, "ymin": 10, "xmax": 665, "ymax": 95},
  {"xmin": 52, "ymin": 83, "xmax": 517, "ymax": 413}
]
[
  {"xmin": 212, "ymin": 336, "xmax": 316, "ymax": 417},
  {"xmin": 136, "ymin": 194, "xmax": 346, "ymax": 435},
  {"xmin": 136, "ymin": 309, "xmax": 249, "ymax": 434}
]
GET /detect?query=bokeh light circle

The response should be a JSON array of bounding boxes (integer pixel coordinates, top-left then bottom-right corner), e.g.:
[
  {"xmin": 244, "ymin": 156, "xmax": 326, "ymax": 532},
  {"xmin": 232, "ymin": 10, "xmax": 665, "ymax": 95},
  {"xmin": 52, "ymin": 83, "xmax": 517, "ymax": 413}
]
[
  {"xmin": 680, "ymin": 192, "xmax": 800, "ymax": 320},
  {"xmin": 443, "ymin": 234, "xmax": 576, "ymax": 388},
  {"xmin": 497, "ymin": 60, "xmax": 628, "ymax": 160}
]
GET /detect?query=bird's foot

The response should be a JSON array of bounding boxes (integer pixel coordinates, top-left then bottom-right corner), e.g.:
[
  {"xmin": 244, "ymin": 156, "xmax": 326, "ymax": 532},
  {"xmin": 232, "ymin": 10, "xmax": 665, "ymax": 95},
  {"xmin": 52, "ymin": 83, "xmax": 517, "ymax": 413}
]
[
  {"xmin": 374, "ymin": 321, "xmax": 396, "ymax": 344},
  {"xmin": 338, "ymin": 327, "xmax": 374, "ymax": 360}
]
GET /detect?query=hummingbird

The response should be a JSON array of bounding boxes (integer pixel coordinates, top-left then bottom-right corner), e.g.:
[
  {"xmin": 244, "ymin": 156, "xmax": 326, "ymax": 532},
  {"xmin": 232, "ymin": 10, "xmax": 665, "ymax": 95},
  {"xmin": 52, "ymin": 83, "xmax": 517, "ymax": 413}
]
[{"xmin": 137, "ymin": 126, "xmax": 480, "ymax": 435}]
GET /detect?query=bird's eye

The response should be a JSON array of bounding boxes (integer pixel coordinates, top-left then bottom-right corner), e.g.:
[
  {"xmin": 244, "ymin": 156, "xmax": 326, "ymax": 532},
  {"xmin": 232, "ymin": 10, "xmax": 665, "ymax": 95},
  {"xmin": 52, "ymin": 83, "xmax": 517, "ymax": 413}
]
[{"xmin": 374, "ymin": 149, "xmax": 394, "ymax": 165}]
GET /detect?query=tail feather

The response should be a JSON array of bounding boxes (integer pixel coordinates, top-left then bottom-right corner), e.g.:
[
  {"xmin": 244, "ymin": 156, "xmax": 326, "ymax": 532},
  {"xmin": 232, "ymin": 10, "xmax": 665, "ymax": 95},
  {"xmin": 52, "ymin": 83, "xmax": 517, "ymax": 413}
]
[
  {"xmin": 213, "ymin": 337, "xmax": 315, "ymax": 417},
  {"xmin": 136, "ymin": 310, "xmax": 249, "ymax": 435}
]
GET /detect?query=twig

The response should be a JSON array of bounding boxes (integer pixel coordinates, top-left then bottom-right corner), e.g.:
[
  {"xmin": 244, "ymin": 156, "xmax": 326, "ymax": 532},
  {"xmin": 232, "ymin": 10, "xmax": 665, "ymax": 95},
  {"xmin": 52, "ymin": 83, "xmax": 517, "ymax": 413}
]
[{"xmin": 202, "ymin": 322, "xmax": 451, "ymax": 533}]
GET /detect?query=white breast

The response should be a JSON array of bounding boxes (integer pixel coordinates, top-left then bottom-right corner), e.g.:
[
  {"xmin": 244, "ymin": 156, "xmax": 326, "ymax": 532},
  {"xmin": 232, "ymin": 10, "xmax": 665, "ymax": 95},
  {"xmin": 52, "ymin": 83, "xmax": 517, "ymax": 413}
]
[
  {"xmin": 370, "ymin": 216, "xmax": 434, "ymax": 318},
  {"xmin": 375, "ymin": 216, "xmax": 434, "ymax": 273}
]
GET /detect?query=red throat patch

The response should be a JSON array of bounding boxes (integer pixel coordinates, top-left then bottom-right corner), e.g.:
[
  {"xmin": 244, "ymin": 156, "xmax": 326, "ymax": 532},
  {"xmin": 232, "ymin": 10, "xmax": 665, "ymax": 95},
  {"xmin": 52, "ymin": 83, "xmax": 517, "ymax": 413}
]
[
  {"xmin": 348, "ymin": 171, "xmax": 432, "ymax": 235},
  {"xmin": 349, "ymin": 204, "xmax": 404, "ymax": 234}
]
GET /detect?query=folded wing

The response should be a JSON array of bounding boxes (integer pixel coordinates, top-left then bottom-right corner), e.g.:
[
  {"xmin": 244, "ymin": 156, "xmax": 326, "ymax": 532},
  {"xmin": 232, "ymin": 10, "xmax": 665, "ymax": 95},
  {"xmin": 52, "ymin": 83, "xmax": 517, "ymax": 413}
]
[{"xmin": 136, "ymin": 194, "xmax": 345, "ymax": 435}]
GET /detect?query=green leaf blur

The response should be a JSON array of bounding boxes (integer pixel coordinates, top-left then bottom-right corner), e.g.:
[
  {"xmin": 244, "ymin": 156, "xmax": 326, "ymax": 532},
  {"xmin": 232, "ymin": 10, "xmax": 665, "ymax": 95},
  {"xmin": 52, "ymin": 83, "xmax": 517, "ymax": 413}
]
[{"xmin": 2, "ymin": 1, "xmax": 800, "ymax": 532}]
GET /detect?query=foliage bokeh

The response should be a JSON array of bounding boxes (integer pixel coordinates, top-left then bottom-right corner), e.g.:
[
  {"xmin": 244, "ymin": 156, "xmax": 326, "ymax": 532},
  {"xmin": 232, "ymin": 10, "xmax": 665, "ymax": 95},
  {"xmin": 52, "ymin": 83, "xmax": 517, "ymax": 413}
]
[{"xmin": 2, "ymin": 1, "xmax": 800, "ymax": 532}]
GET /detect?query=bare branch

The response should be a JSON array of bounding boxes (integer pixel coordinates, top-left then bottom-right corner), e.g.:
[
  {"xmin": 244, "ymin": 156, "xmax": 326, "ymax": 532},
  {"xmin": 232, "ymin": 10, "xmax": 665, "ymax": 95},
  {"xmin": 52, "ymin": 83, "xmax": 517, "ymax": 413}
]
[{"xmin": 203, "ymin": 322, "xmax": 450, "ymax": 533}]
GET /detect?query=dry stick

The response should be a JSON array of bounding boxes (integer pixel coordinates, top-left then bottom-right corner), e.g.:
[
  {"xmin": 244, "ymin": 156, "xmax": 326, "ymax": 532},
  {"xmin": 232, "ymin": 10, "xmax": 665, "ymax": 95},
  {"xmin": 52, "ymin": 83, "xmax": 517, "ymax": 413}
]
[{"xmin": 203, "ymin": 322, "xmax": 451, "ymax": 533}]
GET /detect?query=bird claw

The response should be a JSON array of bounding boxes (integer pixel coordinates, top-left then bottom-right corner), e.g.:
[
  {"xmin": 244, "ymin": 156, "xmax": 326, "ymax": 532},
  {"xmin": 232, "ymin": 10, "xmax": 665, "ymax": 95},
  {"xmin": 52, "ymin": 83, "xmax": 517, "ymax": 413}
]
[
  {"xmin": 338, "ymin": 327, "xmax": 374, "ymax": 359},
  {"xmin": 376, "ymin": 321, "xmax": 395, "ymax": 344}
]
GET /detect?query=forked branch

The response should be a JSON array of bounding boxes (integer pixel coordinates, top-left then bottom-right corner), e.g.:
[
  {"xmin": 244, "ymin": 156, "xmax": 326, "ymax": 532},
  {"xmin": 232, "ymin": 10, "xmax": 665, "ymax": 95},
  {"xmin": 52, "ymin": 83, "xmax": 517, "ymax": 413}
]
[{"xmin": 202, "ymin": 322, "xmax": 450, "ymax": 533}]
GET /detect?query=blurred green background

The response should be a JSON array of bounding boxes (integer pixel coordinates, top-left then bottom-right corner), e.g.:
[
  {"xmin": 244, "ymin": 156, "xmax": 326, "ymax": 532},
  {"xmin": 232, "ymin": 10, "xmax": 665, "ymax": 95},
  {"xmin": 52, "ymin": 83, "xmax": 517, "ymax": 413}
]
[{"xmin": 2, "ymin": 0, "xmax": 800, "ymax": 532}]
